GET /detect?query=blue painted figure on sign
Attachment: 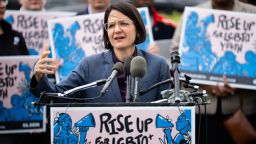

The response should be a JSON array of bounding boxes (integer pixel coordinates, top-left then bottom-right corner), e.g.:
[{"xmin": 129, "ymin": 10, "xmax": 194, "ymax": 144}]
[
  {"xmin": 156, "ymin": 110, "xmax": 192, "ymax": 144},
  {"xmin": 181, "ymin": 12, "xmax": 217, "ymax": 73},
  {"xmin": 173, "ymin": 113, "xmax": 191, "ymax": 144},
  {"xmin": 181, "ymin": 12, "xmax": 206, "ymax": 72},
  {"xmin": 212, "ymin": 51, "xmax": 241, "ymax": 76},
  {"xmin": 156, "ymin": 114, "xmax": 174, "ymax": 144},
  {"xmin": 5, "ymin": 15, "xmax": 14, "ymax": 24},
  {"xmin": 52, "ymin": 22, "xmax": 85, "ymax": 81},
  {"xmin": 54, "ymin": 113, "xmax": 79, "ymax": 144},
  {"xmin": 242, "ymin": 51, "xmax": 256, "ymax": 77},
  {"xmin": 1, "ymin": 62, "xmax": 43, "ymax": 121},
  {"xmin": 18, "ymin": 62, "xmax": 43, "ymax": 120},
  {"xmin": 9, "ymin": 94, "xmax": 29, "ymax": 121},
  {"xmin": 54, "ymin": 113, "xmax": 95, "ymax": 144},
  {"xmin": 0, "ymin": 101, "xmax": 10, "ymax": 121}
]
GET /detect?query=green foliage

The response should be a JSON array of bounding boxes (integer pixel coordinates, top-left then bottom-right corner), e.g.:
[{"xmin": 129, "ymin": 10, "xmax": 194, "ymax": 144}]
[{"xmin": 159, "ymin": 10, "xmax": 183, "ymax": 23}]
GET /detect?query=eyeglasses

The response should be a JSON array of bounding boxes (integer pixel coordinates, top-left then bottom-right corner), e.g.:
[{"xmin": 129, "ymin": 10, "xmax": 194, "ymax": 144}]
[
  {"xmin": 104, "ymin": 19, "xmax": 134, "ymax": 31},
  {"xmin": 0, "ymin": 0, "xmax": 8, "ymax": 6}
]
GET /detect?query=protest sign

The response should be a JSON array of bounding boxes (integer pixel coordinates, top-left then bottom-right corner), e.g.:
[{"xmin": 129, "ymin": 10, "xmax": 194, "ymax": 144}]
[
  {"xmin": 5, "ymin": 10, "xmax": 75, "ymax": 55},
  {"xmin": 0, "ymin": 56, "xmax": 46, "ymax": 133},
  {"xmin": 51, "ymin": 105, "xmax": 195, "ymax": 144},
  {"xmin": 179, "ymin": 7, "xmax": 256, "ymax": 90}
]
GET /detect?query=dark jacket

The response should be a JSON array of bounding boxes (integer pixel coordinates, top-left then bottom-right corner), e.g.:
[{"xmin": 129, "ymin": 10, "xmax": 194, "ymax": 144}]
[
  {"xmin": 151, "ymin": 8, "xmax": 176, "ymax": 40},
  {"xmin": 30, "ymin": 49, "xmax": 170, "ymax": 103},
  {"xmin": 0, "ymin": 20, "xmax": 28, "ymax": 56}
]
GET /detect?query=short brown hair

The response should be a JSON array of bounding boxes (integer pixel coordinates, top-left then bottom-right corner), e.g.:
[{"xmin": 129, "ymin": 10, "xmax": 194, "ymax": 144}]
[{"xmin": 103, "ymin": 1, "xmax": 146, "ymax": 50}]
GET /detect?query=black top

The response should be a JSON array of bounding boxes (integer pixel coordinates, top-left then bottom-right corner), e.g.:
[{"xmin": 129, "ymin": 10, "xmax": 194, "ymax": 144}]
[
  {"xmin": 153, "ymin": 22, "xmax": 175, "ymax": 40},
  {"xmin": 0, "ymin": 20, "xmax": 29, "ymax": 56}
]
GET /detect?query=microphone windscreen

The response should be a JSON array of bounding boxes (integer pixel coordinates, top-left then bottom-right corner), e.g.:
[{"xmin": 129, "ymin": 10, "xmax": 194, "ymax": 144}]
[
  {"xmin": 113, "ymin": 62, "xmax": 124, "ymax": 73},
  {"xmin": 130, "ymin": 56, "xmax": 147, "ymax": 77},
  {"xmin": 123, "ymin": 57, "xmax": 134, "ymax": 75},
  {"xmin": 170, "ymin": 51, "xmax": 179, "ymax": 56},
  {"xmin": 170, "ymin": 51, "xmax": 180, "ymax": 63}
]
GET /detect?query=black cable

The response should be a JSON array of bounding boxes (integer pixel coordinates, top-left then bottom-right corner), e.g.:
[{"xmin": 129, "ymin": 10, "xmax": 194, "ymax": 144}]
[
  {"xmin": 204, "ymin": 104, "xmax": 208, "ymax": 144},
  {"xmin": 195, "ymin": 100, "xmax": 201, "ymax": 144},
  {"xmin": 35, "ymin": 91, "xmax": 106, "ymax": 106},
  {"xmin": 139, "ymin": 78, "xmax": 174, "ymax": 95}
]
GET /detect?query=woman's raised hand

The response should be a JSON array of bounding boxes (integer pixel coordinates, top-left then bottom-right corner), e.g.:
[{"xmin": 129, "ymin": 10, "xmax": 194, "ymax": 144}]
[{"xmin": 34, "ymin": 43, "xmax": 62, "ymax": 82}]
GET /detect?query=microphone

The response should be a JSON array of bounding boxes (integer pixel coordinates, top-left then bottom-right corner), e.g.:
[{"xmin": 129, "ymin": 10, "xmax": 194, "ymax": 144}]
[
  {"xmin": 170, "ymin": 51, "xmax": 181, "ymax": 103},
  {"xmin": 130, "ymin": 56, "xmax": 147, "ymax": 102},
  {"xmin": 100, "ymin": 62, "xmax": 124, "ymax": 96},
  {"xmin": 124, "ymin": 57, "xmax": 134, "ymax": 103}
]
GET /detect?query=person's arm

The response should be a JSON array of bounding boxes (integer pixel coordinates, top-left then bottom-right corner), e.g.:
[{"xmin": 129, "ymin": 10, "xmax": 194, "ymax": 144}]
[
  {"xmin": 30, "ymin": 43, "xmax": 59, "ymax": 97},
  {"xmin": 30, "ymin": 45, "xmax": 83, "ymax": 97},
  {"xmin": 33, "ymin": 44, "xmax": 58, "ymax": 82},
  {"xmin": 200, "ymin": 76, "xmax": 235, "ymax": 97}
]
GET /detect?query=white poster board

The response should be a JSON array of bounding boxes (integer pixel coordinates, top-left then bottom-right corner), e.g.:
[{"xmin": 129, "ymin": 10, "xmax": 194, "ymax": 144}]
[
  {"xmin": 51, "ymin": 105, "xmax": 195, "ymax": 144},
  {"xmin": 5, "ymin": 10, "xmax": 75, "ymax": 55},
  {"xmin": 179, "ymin": 7, "xmax": 256, "ymax": 90},
  {"xmin": 0, "ymin": 56, "xmax": 46, "ymax": 133}
]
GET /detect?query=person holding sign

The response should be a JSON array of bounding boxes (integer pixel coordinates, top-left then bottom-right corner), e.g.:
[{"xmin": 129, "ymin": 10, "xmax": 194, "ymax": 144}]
[
  {"xmin": 132, "ymin": 0, "xmax": 177, "ymax": 55},
  {"xmin": 19, "ymin": 0, "xmax": 47, "ymax": 11},
  {"xmin": 30, "ymin": 1, "xmax": 170, "ymax": 103},
  {"xmin": 0, "ymin": 0, "xmax": 28, "ymax": 55},
  {"xmin": 0, "ymin": 0, "xmax": 48, "ymax": 144},
  {"xmin": 133, "ymin": 0, "xmax": 177, "ymax": 40},
  {"xmin": 77, "ymin": 0, "xmax": 110, "ymax": 15},
  {"xmin": 170, "ymin": 0, "xmax": 256, "ymax": 143}
]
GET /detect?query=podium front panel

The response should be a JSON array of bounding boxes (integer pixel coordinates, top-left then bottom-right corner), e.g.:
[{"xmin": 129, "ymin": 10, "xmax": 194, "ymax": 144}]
[{"xmin": 50, "ymin": 103, "xmax": 195, "ymax": 144}]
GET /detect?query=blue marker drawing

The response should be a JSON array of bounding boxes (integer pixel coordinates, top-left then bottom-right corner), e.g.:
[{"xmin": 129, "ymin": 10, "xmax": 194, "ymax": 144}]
[
  {"xmin": 52, "ymin": 22, "xmax": 85, "ymax": 81},
  {"xmin": 181, "ymin": 12, "xmax": 217, "ymax": 73},
  {"xmin": 0, "ymin": 62, "xmax": 43, "ymax": 122},
  {"xmin": 53, "ymin": 113, "xmax": 95, "ymax": 144},
  {"xmin": 156, "ymin": 110, "xmax": 192, "ymax": 144},
  {"xmin": 181, "ymin": 10, "xmax": 256, "ymax": 79}
]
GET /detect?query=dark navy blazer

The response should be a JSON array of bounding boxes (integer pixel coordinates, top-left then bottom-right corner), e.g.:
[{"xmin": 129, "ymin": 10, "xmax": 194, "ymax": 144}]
[{"xmin": 30, "ymin": 49, "xmax": 170, "ymax": 103}]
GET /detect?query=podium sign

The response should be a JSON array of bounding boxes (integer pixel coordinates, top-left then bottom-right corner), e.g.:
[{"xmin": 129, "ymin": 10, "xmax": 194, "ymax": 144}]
[{"xmin": 50, "ymin": 104, "xmax": 195, "ymax": 144}]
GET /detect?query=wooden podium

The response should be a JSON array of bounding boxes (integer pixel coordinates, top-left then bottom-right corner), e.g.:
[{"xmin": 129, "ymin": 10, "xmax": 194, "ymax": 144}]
[{"xmin": 49, "ymin": 103, "xmax": 195, "ymax": 144}]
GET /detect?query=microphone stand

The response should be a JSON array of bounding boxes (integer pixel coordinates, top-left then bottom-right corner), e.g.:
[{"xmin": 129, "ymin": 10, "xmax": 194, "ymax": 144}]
[
  {"xmin": 65, "ymin": 79, "xmax": 106, "ymax": 96},
  {"xmin": 133, "ymin": 77, "xmax": 140, "ymax": 102},
  {"xmin": 171, "ymin": 51, "xmax": 181, "ymax": 103},
  {"xmin": 126, "ymin": 75, "xmax": 132, "ymax": 103},
  {"xmin": 31, "ymin": 79, "xmax": 107, "ymax": 108}
]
